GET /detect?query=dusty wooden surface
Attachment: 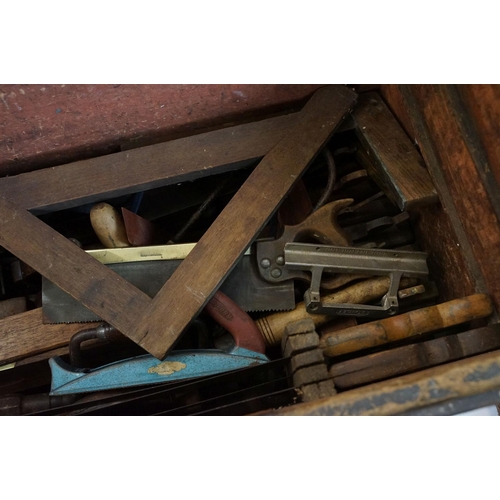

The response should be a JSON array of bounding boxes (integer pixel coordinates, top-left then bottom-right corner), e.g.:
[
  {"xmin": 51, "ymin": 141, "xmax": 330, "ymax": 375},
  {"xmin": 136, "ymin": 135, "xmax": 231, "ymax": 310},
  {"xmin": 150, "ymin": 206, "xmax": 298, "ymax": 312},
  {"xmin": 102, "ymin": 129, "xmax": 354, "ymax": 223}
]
[
  {"xmin": 258, "ymin": 348, "xmax": 500, "ymax": 416},
  {"xmin": 131, "ymin": 85, "xmax": 358, "ymax": 359},
  {"xmin": 0, "ymin": 84, "xmax": 325, "ymax": 176}
]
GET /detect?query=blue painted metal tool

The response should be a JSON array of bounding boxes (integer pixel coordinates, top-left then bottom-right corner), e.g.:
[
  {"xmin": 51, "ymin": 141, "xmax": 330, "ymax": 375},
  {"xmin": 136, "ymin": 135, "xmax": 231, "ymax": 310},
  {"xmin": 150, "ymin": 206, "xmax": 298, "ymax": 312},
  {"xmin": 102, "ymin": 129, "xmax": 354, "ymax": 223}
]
[{"xmin": 49, "ymin": 345, "xmax": 269, "ymax": 395}]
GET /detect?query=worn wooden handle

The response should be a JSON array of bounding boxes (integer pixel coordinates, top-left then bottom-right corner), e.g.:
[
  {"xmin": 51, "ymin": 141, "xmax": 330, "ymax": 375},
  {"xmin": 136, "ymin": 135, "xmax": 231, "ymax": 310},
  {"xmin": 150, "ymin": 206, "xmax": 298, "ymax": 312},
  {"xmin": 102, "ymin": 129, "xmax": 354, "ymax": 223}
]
[
  {"xmin": 90, "ymin": 203, "xmax": 130, "ymax": 248},
  {"xmin": 255, "ymin": 276, "xmax": 416, "ymax": 346},
  {"xmin": 280, "ymin": 198, "xmax": 353, "ymax": 246},
  {"xmin": 320, "ymin": 294, "xmax": 493, "ymax": 357}
]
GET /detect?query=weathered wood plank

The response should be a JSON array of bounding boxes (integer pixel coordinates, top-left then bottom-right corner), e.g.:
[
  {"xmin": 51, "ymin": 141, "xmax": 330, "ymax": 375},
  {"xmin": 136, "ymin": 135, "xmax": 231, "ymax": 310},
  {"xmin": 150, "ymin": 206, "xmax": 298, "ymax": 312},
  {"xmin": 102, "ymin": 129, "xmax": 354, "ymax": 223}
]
[
  {"xmin": 382, "ymin": 85, "xmax": 487, "ymax": 310},
  {"xmin": 458, "ymin": 84, "xmax": 500, "ymax": 188},
  {"xmin": 352, "ymin": 92, "xmax": 438, "ymax": 210},
  {"xmin": 0, "ymin": 195, "xmax": 151, "ymax": 341},
  {"xmin": 257, "ymin": 348, "xmax": 500, "ymax": 416},
  {"xmin": 0, "ymin": 309, "xmax": 88, "ymax": 365},
  {"xmin": 0, "ymin": 84, "xmax": 324, "ymax": 176},
  {"xmin": 131, "ymin": 85, "xmax": 358, "ymax": 359},
  {"xmin": 0, "ymin": 112, "xmax": 301, "ymax": 213},
  {"xmin": 407, "ymin": 84, "xmax": 500, "ymax": 314},
  {"xmin": 330, "ymin": 324, "xmax": 500, "ymax": 390}
]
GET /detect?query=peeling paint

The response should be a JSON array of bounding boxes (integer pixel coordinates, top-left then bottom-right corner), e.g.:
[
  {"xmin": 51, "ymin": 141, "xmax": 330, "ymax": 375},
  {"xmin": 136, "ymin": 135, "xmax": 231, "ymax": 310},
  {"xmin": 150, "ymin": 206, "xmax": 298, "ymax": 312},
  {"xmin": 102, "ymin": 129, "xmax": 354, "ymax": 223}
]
[
  {"xmin": 148, "ymin": 361, "xmax": 186, "ymax": 376},
  {"xmin": 463, "ymin": 362, "xmax": 500, "ymax": 383}
]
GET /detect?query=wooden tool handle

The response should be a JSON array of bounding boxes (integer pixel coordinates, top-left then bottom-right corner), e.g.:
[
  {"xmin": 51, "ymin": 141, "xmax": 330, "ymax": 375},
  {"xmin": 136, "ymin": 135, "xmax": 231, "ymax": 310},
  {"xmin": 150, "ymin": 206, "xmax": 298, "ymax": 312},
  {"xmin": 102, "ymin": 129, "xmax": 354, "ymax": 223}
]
[
  {"xmin": 280, "ymin": 198, "xmax": 353, "ymax": 246},
  {"xmin": 90, "ymin": 203, "xmax": 130, "ymax": 248},
  {"xmin": 320, "ymin": 294, "xmax": 493, "ymax": 357},
  {"xmin": 255, "ymin": 276, "xmax": 416, "ymax": 346}
]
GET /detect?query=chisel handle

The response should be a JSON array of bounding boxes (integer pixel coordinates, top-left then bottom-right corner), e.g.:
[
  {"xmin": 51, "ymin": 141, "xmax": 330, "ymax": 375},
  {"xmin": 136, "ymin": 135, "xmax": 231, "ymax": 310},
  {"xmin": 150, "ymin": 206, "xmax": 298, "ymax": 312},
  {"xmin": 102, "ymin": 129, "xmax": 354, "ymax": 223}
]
[
  {"xmin": 90, "ymin": 203, "xmax": 130, "ymax": 248},
  {"xmin": 320, "ymin": 294, "xmax": 493, "ymax": 357},
  {"xmin": 255, "ymin": 276, "xmax": 416, "ymax": 346}
]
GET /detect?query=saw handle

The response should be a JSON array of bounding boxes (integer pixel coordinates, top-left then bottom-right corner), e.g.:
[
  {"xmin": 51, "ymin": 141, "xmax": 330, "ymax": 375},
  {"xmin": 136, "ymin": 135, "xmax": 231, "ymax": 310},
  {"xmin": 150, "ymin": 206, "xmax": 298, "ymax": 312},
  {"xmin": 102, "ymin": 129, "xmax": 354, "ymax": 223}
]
[
  {"xmin": 205, "ymin": 291, "xmax": 266, "ymax": 354},
  {"xmin": 257, "ymin": 199, "xmax": 354, "ymax": 284}
]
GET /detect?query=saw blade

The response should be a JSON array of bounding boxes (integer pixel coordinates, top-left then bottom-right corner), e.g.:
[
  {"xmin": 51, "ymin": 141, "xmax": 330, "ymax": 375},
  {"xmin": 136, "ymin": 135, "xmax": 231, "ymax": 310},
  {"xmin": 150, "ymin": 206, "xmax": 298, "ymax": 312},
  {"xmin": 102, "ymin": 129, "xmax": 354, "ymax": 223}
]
[{"xmin": 42, "ymin": 254, "xmax": 295, "ymax": 323}]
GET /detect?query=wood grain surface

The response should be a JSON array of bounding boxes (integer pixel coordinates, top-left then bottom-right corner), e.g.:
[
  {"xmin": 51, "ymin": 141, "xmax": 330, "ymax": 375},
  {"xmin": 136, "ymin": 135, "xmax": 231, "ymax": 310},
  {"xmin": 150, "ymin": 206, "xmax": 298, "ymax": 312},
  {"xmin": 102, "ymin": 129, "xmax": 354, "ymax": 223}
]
[
  {"xmin": 130, "ymin": 85, "xmax": 358, "ymax": 359},
  {"xmin": 0, "ymin": 309, "xmax": 88, "ymax": 364},
  {"xmin": 320, "ymin": 294, "xmax": 493, "ymax": 357},
  {"xmin": 330, "ymin": 324, "xmax": 500, "ymax": 390},
  {"xmin": 0, "ymin": 112, "xmax": 301, "ymax": 213},
  {"xmin": 352, "ymin": 92, "xmax": 438, "ymax": 210},
  {"xmin": 408, "ymin": 85, "xmax": 500, "ymax": 314},
  {"xmin": 0, "ymin": 195, "xmax": 151, "ymax": 341},
  {"xmin": 458, "ymin": 85, "xmax": 500, "ymax": 188},
  {"xmin": 380, "ymin": 85, "xmax": 489, "ymax": 310}
]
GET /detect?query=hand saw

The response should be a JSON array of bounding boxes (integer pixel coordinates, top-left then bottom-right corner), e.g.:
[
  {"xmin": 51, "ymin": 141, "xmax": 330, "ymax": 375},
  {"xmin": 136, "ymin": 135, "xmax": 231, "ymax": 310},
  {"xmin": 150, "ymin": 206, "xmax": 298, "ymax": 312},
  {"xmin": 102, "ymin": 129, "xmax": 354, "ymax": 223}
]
[
  {"xmin": 42, "ymin": 198, "xmax": 353, "ymax": 323},
  {"xmin": 42, "ymin": 244, "xmax": 296, "ymax": 323}
]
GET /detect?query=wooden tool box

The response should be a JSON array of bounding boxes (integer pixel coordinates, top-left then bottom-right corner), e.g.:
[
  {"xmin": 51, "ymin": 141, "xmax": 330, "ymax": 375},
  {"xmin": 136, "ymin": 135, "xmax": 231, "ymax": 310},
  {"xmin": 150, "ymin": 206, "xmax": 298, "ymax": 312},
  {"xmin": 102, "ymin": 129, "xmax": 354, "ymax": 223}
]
[{"xmin": 0, "ymin": 84, "xmax": 498, "ymax": 416}]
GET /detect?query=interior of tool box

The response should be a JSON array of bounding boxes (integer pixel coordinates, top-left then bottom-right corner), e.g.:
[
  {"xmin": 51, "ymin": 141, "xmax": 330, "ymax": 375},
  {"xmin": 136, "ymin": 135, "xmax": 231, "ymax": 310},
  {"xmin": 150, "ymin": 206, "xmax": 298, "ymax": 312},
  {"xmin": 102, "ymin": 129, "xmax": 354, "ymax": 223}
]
[{"xmin": 0, "ymin": 88, "xmax": 496, "ymax": 416}]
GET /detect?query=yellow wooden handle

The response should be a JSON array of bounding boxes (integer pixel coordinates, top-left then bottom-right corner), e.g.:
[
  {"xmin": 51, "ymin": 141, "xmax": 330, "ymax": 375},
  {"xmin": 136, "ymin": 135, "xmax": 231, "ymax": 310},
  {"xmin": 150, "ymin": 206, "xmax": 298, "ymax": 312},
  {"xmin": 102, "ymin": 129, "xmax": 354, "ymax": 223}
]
[
  {"xmin": 90, "ymin": 203, "xmax": 130, "ymax": 248},
  {"xmin": 320, "ymin": 294, "xmax": 493, "ymax": 357},
  {"xmin": 255, "ymin": 276, "xmax": 416, "ymax": 346}
]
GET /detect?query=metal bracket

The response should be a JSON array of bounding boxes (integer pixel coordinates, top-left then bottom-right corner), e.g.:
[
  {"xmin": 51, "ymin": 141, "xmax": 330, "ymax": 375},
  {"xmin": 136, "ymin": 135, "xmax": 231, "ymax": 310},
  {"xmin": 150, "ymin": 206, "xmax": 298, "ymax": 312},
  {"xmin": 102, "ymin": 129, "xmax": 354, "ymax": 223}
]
[{"xmin": 284, "ymin": 243, "xmax": 429, "ymax": 318}]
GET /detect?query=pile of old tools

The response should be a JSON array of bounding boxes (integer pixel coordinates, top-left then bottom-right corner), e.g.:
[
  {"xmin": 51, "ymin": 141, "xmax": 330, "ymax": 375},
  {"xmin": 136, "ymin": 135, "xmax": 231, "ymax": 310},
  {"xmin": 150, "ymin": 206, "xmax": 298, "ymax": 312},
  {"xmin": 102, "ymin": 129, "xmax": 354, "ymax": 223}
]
[{"xmin": 0, "ymin": 85, "xmax": 495, "ymax": 416}]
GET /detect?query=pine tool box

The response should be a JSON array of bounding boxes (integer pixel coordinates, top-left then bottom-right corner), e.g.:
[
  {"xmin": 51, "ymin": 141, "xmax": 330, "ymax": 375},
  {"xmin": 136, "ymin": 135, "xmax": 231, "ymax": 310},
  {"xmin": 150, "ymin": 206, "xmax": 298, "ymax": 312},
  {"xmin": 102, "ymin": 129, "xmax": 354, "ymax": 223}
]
[{"xmin": 0, "ymin": 84, "xmax": 498, "ymax": 416}]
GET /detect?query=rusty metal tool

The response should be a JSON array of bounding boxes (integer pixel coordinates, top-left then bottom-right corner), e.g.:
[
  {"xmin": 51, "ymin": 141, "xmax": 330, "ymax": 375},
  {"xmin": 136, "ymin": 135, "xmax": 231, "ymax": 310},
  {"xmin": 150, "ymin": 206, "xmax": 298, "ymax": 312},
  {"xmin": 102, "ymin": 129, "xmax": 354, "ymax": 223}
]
[
  {"xmin": 320, "ymin": 294, "xmax": 493, "ymax": 357},
  {"xmin": 49, "ymin": 291, "xmax": 269, "ymax": 395}
]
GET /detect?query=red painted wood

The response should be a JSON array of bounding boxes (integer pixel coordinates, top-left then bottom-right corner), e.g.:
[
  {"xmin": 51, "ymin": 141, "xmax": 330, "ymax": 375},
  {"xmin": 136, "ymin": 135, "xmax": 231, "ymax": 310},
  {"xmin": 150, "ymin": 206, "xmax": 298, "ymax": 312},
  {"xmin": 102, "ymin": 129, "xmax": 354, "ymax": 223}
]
[{"xmin": 0, "ymin": 84, "xmax": 323, "ymax": 176}]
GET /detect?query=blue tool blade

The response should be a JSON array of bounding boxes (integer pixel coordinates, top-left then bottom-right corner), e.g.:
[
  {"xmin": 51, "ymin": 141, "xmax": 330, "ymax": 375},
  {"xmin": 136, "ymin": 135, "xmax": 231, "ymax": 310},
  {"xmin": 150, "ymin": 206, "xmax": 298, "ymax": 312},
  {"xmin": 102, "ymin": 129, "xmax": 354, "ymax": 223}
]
[{"xmin": 49, "ymin": 347, "xmax": 269, "ymax": 395}]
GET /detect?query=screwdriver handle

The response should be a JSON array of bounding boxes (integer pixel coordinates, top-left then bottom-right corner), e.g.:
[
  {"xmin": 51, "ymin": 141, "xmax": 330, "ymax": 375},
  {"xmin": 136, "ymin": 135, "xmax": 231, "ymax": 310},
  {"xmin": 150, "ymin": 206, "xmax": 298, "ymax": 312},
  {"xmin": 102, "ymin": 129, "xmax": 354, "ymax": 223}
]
[
  {"xmin": 320, "ymin": 294, "xmax": 493, "ymax": 357},
  {"xmin": 255, "ymin": 276, "xmax": 416, "ymax": 346}
]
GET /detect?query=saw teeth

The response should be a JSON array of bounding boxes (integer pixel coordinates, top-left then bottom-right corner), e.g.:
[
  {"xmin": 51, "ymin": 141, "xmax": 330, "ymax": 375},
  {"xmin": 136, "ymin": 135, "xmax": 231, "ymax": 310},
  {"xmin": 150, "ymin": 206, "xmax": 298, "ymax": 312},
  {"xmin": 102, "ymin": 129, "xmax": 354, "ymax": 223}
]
[
  {"xmin": 43, "ymin": 320, "xmax": 101, "ymax": 325},
  {"xmin": 246, "ymin": 307, "xmax": 295, "ymax": 313}
]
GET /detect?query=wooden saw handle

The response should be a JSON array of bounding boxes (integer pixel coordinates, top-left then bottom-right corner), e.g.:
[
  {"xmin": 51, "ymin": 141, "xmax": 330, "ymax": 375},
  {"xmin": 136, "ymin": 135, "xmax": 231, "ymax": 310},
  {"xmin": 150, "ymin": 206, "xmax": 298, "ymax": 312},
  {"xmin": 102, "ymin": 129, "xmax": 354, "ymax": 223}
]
[{"xmin": 320, "ymin": 294, "xmax": 493, "ymax": 357}]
